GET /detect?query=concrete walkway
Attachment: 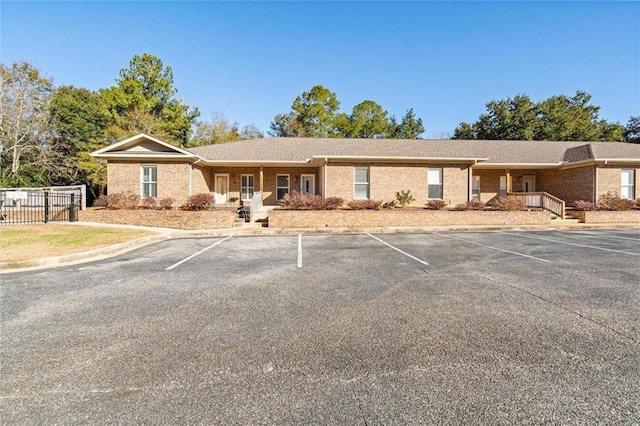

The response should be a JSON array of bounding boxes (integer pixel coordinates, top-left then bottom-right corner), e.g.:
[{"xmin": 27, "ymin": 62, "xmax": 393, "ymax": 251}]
[{"xmin": 2, "ymin": 220, "xmax": 639, "ymax": 273}]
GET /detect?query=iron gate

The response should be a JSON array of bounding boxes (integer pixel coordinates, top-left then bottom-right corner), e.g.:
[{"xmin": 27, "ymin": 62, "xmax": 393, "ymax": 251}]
[{"xmin": 0, "ymin": 190, "xmax": 79, "ymax": 225}]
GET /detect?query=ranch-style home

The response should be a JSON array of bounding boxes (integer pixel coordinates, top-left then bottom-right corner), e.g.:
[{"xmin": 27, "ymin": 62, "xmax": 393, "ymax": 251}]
[{"xmin": 92, "ymin": 133, "xmax": 640, "ymax": 216}]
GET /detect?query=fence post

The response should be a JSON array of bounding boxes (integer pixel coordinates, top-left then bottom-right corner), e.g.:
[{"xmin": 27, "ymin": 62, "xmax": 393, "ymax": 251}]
[
  {"xmin": 69, "ymin": 193, "xmax": 77, "ymax": 222},
  {"xmin": 44, "ymin": 192, "xmax": 49, "ymax": 223}
]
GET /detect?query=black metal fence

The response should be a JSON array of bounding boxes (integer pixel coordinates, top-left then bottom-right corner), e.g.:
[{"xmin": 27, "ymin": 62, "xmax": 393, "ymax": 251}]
[{"xmin": 0, "ymin": 191, "xmax": 80, "ymax": 225}]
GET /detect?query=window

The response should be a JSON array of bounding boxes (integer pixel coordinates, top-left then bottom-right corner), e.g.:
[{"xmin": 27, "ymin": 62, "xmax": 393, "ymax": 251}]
[
  {"xmin": 241, "ymin": 174, "xmax": 254, "ymax": 200},
  {"xmin": 427, "ymin": 168, "xmax": 443, "ymax": 199},
  {"xmin": 354, "ymin": 167, "xmax": 370, "ymax": 199},
  {"xmin": 472, "ymin": 175, "xmax": 480, "ymax": 200},
  {"xmin": 141, "ymin": 166, "xmax": 157, "ymax": 197},
  {"xmin": 276, "ymin": 174, "xmax": 289, "ymax": 200},
  {"xmin": 621, "ymin": 169, "xmax": 635, "ymax": 199},
  {"xmin": 499, "ymin": 176, "xmax": 507, "ymax": 197}
]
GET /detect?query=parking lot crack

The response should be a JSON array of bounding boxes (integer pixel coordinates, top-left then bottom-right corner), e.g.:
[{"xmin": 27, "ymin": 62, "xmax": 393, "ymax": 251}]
[{"xmin": 475, "ymin": 273, "xmax": 638, "ymax": 345}]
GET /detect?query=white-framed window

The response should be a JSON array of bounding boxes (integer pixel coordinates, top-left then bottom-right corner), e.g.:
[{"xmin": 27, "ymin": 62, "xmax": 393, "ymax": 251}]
[
  {"xmin": 472, "ymin": 175, "xmax": 480, "ymax": 200},
  {"xmin": 276, "ymin": 174, "xmax": 289, "ymax": 200},
  {"xmin": 499, "ymin": 176, "xmax": 507, "ymax": 197},
  {"xmin": 621, "ymin": 169, "xmax": 635, "ymax": 199},
  {"xmin": 141, "ymin": 165, "xmax": 157, "ymax": 198},
  {"xmin": 354, "ymin": 167, "xmax": 370, "ymax": 199},
  {"xmin": 427, "ymin": 168, "xmax": 443, "ymax": 199},
  {"xmin": 241, "ymin": 174, "xmax": 254, "ymax": 200}
]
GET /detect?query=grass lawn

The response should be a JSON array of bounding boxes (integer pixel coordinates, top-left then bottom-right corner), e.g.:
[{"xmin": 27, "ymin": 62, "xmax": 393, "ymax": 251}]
[{"xmin": 0, "ymin": 224, "xmax": 155, "ymax": 263}]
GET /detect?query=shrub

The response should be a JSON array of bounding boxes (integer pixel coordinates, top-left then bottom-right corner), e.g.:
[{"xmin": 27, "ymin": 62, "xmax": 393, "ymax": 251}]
[
  {"xmin": 279, "ymin": 190, "xmax": 323, "ymax": 210},
  {"xmin": 140, "ymin": 197, "xmax": 158, "ymax": 210},
  {"xmin": 348, "ymin": 199, "xmax": 382, "ymax": 210},
  {"xmin": 492, "ymin": 197, "xmax": 525, "ymax": 211},
  {"xmin": 395, "ymin": 189, "xmax": 415, "ymax": 207},
  {"xmin": 425, "ymin": 199, "xmax": 446, "ymax": 210},
  {"xmin": 382, "ymin": 200, "xmax": 398, "ymax": 209},
  {"xmin": 159, "ymin": 197, "xmax": 175, "ymax": 210},
  {"xmin": 322, "ymin": 196, "xmax": 344, "ymax": 210},
  {"xmin": 454, "ymin": 199, "xmax": 486, "ymax": 211},
  {"xmin": 94, "ymin": 192, "xmax": 141, "ymax": 210},
  {"xmin": 598, "ymin": 191, "xmax": 635, "ymax": 211},
  {"xmin": 186, "ymin": 192, "xmax": 215, "ymax": 211},
  {"xmin": 571, "ymin": 200, "xmax": 598, "ymax": 211}
]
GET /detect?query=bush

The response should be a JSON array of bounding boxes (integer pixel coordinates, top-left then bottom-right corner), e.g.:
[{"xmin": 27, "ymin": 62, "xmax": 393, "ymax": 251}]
[
  {"xmin": 425, "ymin": 199, "xmax": 446, "ymax": 210},
  {"xmin": 571, "ymin": 200, "xmax": 598, "ymax": 211},
  {"xmin": 186, "ymin": 192, "xmax": 215, "ymax": 211},
  {"xmin": 454, "ymin": 199, "xmax": 486, "ymax": 211},
  {"xmin": 279, "ymin": 191, "xmax": 344, "ymax": 210},
  {"xmin": 92, "ymin": 192, "xmax": 141, "ymax": 210},
  {"xmin": 382, "ymin": 200, "xmax": 398, "ymax": 209},
  {"xmin": 348, "ymin": 199, "xmax": 382, "ymax": 210},
  {"xmin": 322, "ymin": 196, "xmax": 344, "ymax": 210},
  {"xmin": 395, "ymin": 189, "xmax": 415, "ymax": 207},
  {"xmin": 159, "ymin": 197, "xmax": 175, "ymax": 210},
  {"xmin": 492, "ymin": 197, "xmax": 525, "ymax": 211},
  {"xmin": 598, "ymin": 191, "xmax": 635, "ymax": 211},
  {"xmin": 140, "ymin": 197, "xmax": 158, "ymax": 210}
]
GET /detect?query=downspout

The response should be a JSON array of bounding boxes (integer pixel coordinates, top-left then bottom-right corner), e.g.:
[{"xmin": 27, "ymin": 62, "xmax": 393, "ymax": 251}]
[{"xmin": 323, "ymin": 158, "xmax": 328, "ymax": 199}]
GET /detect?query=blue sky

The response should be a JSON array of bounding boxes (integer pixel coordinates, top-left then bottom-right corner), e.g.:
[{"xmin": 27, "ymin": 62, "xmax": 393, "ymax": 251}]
[{"xmin": 2, "ymin": 1, "xmax": 639, "ymax": 138}]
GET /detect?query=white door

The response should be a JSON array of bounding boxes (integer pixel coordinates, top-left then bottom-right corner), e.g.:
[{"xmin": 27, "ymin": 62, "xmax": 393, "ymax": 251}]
[
  {"xmin": 214, "ymin": 174, "xmax": 229, "ymax": 204},
  {"xmin": 522, "ymin": 175, "xmax": 536, "ymax": 192},
  {"xmin": 301, "ymin": 174, "xmax": 315, "ymax": 195}
]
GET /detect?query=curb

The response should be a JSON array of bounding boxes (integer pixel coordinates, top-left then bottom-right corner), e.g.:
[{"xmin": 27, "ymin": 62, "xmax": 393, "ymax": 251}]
[{"xmin": 2, "ymin": 222, "xmax": 640, "ymax": 273}]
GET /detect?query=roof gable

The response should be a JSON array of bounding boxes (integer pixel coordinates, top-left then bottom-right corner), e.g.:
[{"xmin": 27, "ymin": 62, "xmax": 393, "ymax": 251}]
[{"xmin": 91, "ymin": 133, "xmax": 198, "ymax": 159}]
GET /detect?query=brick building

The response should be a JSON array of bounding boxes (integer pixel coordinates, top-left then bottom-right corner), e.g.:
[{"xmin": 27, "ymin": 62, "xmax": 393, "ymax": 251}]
[{"xmin": 92, "ymin": 134, "xmax": 640, "ymax": 209}]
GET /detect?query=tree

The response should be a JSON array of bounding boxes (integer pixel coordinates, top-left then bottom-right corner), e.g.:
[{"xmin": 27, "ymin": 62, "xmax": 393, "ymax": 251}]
[
  {"xmin": 395, "ymin": 108, "xmax": 425, "ymax": 139},
  {"xmin": 290, "ymin": 85, "xmax": 341, "ymax": 138},
  {"xmin": 188, "ymin": 113, "xmax": 263, "ymax": 147},
  {"xmin": 345, "ymin": 100, "xmax": 389, "ymax": 138},
  {"xmin": 100, "ymin": 53, "xmax": 200, "ymax": 145},
  {"xmin": 269, "ymin": 112, "xmax": 305, "ymax": 137},
  {"xmin": 624, "ymin": 116, "xmax": 640, "ymax": 143},
  {"xmin": 49, "ymin": 85, "xmax": 110, "ymax": 198},
  {"xmin": 0, "ymin": 61, "xmax": 55, "ymax": 186},
  {"xmin": 453, "ymin": 91, "xmax": 625, "ymax": 141}
]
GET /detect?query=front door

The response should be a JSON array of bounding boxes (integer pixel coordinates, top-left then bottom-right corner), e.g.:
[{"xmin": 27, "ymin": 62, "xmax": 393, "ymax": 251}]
[
  {"xmin": 522, "ymin": 175, "xmax": 536, "ymax": 192},
  {"xmin": 301, "ymin": 174, "xmax": 315, "ymax": 195},
  {"xmin": 214, "ymin": 174, "xmax": 229, "ymax": 204}
]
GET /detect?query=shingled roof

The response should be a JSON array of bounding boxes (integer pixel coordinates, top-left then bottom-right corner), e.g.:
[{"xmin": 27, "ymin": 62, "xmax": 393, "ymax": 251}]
[{"xmin": 186, "ymin": 138, "xmax": 640, "ymax": 166}]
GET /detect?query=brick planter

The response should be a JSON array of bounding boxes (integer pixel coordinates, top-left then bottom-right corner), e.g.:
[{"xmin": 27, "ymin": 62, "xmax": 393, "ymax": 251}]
[
  {"xmin": 79, "ymin": 209, "xmax": 235, "ymax": 230},
  {"xmin": 268, "ymin": 209, "xmax": 550, "ymax": 228},
  {"xmin": 567, "ymin": 210, "xmax": 640, "ymax": 224}
]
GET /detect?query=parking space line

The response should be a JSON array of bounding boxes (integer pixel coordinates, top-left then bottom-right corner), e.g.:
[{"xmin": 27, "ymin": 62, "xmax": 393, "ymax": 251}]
[
  {"xmin": 297, "ymin": 234, "xmax": 303, "ymax": 268},
  {"xmin": 569, "ymin": 231, "xmax": 640, "ymax": 242},
  {"xmin": 165, "ymin": 236, "xmax": 232, "ymax": 270},
  {"xmin": 504, "ymin": 232, "xmax": 640, "ymax": 256},
  {"xmin": 366, "ymin": 233, "xmax": 429, "ymax": 266},
  {"xmin": 433, "ymin": 232, "xmax": 550, "ymax": 263}
]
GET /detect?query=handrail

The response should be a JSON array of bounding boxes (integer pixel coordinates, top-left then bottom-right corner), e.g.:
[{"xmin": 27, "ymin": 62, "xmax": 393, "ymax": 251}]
[
  {"xmin": 507, "ymin": 191, "xmax": 565, "ymax": 218},
  {"xmin": 249, "ymin": 191, "xmax": 262, "ymax": 223}
]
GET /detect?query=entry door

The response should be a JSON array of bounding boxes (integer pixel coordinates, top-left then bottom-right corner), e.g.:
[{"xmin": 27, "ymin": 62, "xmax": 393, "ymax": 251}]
[
  {"xmin": 214, "ymin": 174, "xmax": 229, "ymax": 204},
  {"xmin": 301, "ymin": 174, "xmax": 315, "ymax": 195},
  {"xmin": 522, "ymin": 175, "xmax": 536, "ymax": 192}
]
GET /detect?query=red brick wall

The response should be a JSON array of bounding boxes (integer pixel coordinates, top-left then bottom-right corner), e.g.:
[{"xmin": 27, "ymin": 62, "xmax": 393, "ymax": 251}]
[
  {"xmin": 539, "ymin": 166, "xmax": 595, "ymax": 204},
  {"xmin": 107, "ymin": 161, "xmax": 191, "ymax": 204},
  {"xmin": 79, "ymin": 209, "xmax": 234, "ymax": 230},
  {"xmin": 598, "ymin": 166, "xmax": 639, "ymax": 200}
]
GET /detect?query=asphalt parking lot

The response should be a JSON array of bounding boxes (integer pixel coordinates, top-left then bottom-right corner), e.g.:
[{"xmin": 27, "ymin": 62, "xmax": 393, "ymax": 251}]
[{"xmin": 1, "ymin": 229, "xmax": 639, "ymax": 424}]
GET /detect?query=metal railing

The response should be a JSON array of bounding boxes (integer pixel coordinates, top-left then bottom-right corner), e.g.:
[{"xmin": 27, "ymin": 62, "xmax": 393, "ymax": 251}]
[
  {"xmin": 507, "ymin": 191, "xmax": 565, "ymax": 218},
  {"xmin": 249, "ymin": 191, "xmax": 263, "ymax": 223},
  {"xmin": 0, "ymin": 191, "xmax": 79, "ymax": 225}
]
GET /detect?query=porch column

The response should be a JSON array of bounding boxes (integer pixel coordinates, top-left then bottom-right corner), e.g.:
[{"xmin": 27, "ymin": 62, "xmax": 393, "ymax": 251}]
[
  {"xmin": 468, "ymin": 166, "xmax": 472, "ymax": 201},
  {"xmin": 506, "ymin": 169, "xmax": 512, "ymax": 193},
  {"xmin": 259, "ymin": 166, "xmax": 264, "ymax": 201}
]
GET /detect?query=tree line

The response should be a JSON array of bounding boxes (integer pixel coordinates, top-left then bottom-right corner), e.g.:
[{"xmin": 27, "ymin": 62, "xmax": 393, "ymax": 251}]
[{"xmin": 1, "ymin": 52, "xmax": 638, "ymax": 200}]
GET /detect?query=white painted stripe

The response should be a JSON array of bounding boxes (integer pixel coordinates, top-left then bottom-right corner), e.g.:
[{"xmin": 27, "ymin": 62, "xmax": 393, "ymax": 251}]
[
  {"xmin": 433, "ymin": 232, "xmax": 550, "ymax": 263},
  {"xmin": 505, "ymin": 232, "xmax": 640, "ymax": 256},
  {"xmin": 366, "ymin": 233, "xmax": 429, "ymax": 266},
  {"xmin": 165, "ymin": 236, "xmax": 232, "ymax": 270},
  {"xmin": 569, "ymin": 231, "xmax": 640, "ymax": 242},
  {"xmin": 297, "ymin": 234, "xmax": 303, "ymax": 268}
]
